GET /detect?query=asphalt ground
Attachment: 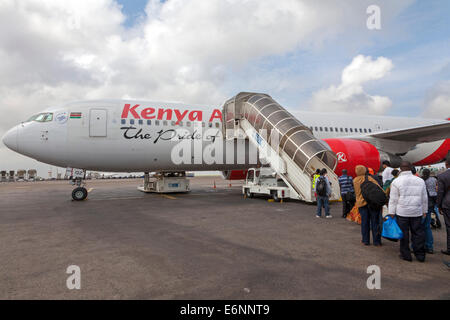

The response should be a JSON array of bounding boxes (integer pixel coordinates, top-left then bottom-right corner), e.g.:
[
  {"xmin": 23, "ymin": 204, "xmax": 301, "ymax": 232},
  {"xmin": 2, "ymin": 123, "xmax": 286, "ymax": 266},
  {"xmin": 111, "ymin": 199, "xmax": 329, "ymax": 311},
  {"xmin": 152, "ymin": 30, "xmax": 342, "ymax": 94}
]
[{"xmin": 0, "ymin": 177, "xmax": 449, "ymax": 299}]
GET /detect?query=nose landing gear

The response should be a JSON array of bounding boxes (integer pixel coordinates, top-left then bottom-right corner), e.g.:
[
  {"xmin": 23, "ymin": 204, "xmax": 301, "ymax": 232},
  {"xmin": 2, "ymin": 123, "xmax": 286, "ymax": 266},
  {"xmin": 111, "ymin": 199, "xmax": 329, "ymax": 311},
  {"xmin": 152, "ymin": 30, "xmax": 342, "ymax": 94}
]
[
  {"xmin": 69, "ymin": 168, "xmax": 88, "ymax": 201},
  {"xmin": 72, "ymin": 185, "xmax": 88, "ymax": 201}
]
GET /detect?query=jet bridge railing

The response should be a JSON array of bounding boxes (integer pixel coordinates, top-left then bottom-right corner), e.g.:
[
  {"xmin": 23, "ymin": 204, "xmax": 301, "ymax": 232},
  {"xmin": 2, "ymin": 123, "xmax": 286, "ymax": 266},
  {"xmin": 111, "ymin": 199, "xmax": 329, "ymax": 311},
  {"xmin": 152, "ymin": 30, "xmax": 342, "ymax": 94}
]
[{"xmin": 222, "ymin": 92, "xmax": 337, "ymax": 176}]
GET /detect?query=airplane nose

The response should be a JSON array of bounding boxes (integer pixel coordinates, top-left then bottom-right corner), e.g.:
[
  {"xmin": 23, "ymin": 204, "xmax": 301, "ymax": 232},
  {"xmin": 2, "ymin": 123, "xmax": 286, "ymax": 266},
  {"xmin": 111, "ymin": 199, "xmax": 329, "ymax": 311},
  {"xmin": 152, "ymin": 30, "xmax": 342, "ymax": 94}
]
[{"xmin": 2, "ymin": 126, "xmax": 18, "ymax": 152}]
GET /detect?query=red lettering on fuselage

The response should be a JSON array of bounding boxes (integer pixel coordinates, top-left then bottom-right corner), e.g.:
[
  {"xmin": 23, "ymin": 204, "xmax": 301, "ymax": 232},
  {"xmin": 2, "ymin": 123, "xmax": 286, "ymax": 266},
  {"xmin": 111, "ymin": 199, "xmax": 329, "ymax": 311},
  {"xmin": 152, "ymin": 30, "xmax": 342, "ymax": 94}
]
[
  {"xmin": 209, "ymin": 109, "xmax": 222, "ymax": 122},
  {"xmin": 121, "ymin": 104, "xmax": 222, "ymax": 122},
  {"xmin": 121, "ymin": 104, "xmax": 140, "ymax": 118}
]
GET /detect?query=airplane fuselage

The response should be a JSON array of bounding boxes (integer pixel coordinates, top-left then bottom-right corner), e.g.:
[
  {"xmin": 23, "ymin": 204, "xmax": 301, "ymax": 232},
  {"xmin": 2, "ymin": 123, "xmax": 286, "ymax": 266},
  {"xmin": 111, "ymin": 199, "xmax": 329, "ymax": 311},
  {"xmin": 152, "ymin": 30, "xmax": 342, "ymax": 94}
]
[{"xmin": 2, "ymin": 99, "xmax": 449, "ymax": 173}]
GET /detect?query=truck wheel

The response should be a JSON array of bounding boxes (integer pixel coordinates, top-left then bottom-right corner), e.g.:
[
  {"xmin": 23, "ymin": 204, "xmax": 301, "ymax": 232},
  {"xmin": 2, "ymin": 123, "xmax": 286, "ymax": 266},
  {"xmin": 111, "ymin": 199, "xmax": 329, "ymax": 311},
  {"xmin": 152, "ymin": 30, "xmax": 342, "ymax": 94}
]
[
  {"xmin": 271, "ymin": 191, "xmax": 280, "ymax": 202},
  {"xmin": 72, "ymin": 187, "xmax": 88, "ymax": 201},
  {"xmin": 245, "ymin": 188, "xmax": 253, "ymax": 198}
]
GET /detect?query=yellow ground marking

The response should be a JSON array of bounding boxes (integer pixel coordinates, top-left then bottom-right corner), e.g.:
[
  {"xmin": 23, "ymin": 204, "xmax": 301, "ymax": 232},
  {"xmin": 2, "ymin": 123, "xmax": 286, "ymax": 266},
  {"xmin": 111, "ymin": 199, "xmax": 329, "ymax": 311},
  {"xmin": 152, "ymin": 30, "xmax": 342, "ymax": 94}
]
[
  {"xmin": 88, "ymin": 188, "xmax": 93, "ymax": 193},
  {"xmin": 162, "ymin": 195, "xmax": 177, "ymax": 200}
]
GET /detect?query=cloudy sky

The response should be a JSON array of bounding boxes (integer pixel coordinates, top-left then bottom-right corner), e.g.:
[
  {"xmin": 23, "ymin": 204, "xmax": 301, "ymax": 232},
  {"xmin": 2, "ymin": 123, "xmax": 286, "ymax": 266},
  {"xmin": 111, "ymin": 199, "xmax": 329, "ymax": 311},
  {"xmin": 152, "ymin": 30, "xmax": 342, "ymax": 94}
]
[{"xmin": 0, "ymin": 0, "xmax": 449, "ymax": 177}]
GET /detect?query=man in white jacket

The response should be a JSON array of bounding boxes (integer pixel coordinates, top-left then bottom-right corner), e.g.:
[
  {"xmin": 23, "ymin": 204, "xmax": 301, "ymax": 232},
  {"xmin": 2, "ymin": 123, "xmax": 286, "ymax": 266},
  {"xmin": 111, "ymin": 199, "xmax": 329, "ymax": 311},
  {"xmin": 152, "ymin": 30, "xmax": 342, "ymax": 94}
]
[{"xmin": 389, "ymin": 161, "xmax": 428, "ymax": 262}]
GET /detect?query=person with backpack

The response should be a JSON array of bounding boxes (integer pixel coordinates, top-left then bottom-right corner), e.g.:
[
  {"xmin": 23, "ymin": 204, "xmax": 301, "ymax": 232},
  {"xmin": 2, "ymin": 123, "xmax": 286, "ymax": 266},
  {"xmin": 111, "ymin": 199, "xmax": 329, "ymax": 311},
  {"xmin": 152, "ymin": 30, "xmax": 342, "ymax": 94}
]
[
  {"xmin": 338, "ymin": 169, "xmax": 355, "ymax": 218},
  {"xmin": 315, "ymin": 168, "xmax": 332, "ymax": 218},
  {"xmin": 421, "ymin": 168, "xmax": 437, "ymax": 254},
  {"xmin": 389, "ymin": 161, "xmax": 427, "ymax": 262},
  {"xmin": 312, "ymin": 168, "xmax": 321, "ymax": 197},
  {"xmin": 353, "ymin": 165, "xmax": 386, "ymax": 246}
]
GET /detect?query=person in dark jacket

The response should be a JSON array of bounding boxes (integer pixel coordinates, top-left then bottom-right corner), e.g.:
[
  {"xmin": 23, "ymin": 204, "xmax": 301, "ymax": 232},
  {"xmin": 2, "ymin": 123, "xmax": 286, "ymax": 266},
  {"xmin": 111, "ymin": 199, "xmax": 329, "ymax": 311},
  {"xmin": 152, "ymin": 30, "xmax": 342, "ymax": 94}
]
[
  {"xmin": 437, "ymin": 157, "xmax": 450, "ymax": 256},
  {"xmin": 338, "ymin": 169, "xmax": 355, "ymax": 218},
  {"xmin": 421, "ymin": 168, "xmax": 437, "ymax": 254}
]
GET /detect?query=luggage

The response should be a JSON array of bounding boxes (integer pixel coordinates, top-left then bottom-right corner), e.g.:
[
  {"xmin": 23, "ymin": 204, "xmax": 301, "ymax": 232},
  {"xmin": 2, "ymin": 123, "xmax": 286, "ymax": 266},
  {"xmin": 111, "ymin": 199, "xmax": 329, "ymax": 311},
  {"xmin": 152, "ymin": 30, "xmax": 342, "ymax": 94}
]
[
  {"xmin": 361, "ymin": 175, "xmax": 387, "ymax": 210},
  {"xmin": 382, "ymin": 216, "xmax": 403, "ymax": 242},
  {"xmin": 316, "ymin": 177, "xmax": 327, "ymax": 197},
  {"xmin": 345, "ymin": 191, "xmax": 356, "ymax": 202}
]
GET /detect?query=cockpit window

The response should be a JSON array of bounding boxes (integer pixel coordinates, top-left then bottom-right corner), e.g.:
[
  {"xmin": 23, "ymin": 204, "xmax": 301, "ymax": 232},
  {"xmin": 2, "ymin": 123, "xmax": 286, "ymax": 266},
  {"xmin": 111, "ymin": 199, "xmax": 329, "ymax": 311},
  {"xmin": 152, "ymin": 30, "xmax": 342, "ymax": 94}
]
[{"xmin": 27, "ymin": 113, "xmax": 53, "ymax": 122}]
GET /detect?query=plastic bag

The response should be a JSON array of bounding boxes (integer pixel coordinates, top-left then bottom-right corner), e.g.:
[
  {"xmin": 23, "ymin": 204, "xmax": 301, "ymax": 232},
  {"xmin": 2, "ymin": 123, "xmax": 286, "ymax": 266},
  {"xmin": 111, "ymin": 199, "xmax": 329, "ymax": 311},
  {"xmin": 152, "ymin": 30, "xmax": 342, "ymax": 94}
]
[{"xmin": 382, "ymin": 216, "xmax": 404, "ymax": 242}]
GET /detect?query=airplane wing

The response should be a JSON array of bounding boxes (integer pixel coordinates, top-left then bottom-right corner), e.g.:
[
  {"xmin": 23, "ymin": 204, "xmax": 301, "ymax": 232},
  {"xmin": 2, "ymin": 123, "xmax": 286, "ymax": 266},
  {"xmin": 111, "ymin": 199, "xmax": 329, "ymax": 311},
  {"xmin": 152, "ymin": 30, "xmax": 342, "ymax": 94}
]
[{"xmin": 366, "ymin": 121, "xmax": 450, "ymax": 143}]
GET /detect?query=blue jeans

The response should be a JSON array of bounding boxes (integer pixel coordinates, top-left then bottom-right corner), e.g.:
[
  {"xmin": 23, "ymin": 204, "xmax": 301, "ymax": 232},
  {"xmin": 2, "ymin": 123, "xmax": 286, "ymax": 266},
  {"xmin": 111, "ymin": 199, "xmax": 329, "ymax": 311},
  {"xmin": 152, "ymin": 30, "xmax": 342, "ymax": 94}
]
[
  {"xmin": 316, "ymin": 196, "xmax": 330, "ymax": 217},
  {"xmin": 434, "ymin": 204, "xmax": 441, "ymax": 221},
  {"xmin": 359, "ymin": 205, "xmax": 382, "ymax": 245},
  {"xmin": 422, "ymin": 208, "xmax": 434, "ymax": 250}
]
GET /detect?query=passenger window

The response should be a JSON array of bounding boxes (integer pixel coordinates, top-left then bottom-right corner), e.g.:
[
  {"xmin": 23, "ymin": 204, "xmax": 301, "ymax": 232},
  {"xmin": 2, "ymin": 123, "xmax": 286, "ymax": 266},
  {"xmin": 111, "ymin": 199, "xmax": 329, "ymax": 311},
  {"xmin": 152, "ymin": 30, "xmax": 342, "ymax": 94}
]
[
  {"xmin": 171, "ymin": 121, "xmax": 176, "ymax": 126},
  {"xmin": 215, "ymin": 122, "xmax": 220, "ymax": 128},
  {"xmin": 315, "ymin": 126, "xmax": 318, "ymax": 131},
  {"xmin": 178, "ymin": 121, "xmax": 183, "ymax": 126},
  {"xmin": 319, "ymin": 127, "xmax": 323, "ymax": 131},
  {"xmin": 121, "ymin": 119, "xmax": 126, "ymax": 125},
  {"xmin": 330, "ymin": 127, "xmax": 333, "ymax": 132},
  {"xmin": 208, "ymin": 123, "xmax": 213, "ymax": 128},
  {"xmin": 340, "ymin": 128, "xmax": 343, "ymax": 132},
  {"xmin": 368, "ymin": 128, "xmax": 372, "ymax": 133},
  {"xmin": 163, "ymin": 120, "xmax": 168, "ymax": 126},
  {"xmin": 155, "ymin": 120, "xmax": 160, "ymax": 126},
  {"xmin": 147, "ymin": 120, "xmax": 151, "ymax": 125},
  {"xmin": 139, "ymin": 120, "xmax": 143, "ymax": 125},
  {"xmin": 335, "ymin": 127, "xmax": 338, "ymax": 132},
  {"xmin": 359, "ymin": 128, "xmax": 362, "ymax": 133},
  {"xmin": 324, "ymin": 127, "xmax": 328, "ymax": 132},
  {"xmin": 349, "ymin": 128, "xmax": 353, "ymax": 132},
  {"xmin": 202, "ymin": 122, "xmax": 206, "ymax": 127},
  {"xmin": 345, "ymin": 128, "xmax": 348, "ymax": 132},
  {"xmin": 187, "ymin": 122, "xmax": 191, "ymax": 127},
  {"xmin": 130, "ymin": 119, "xmax": 135, "ymax": 125},
  {"xmin": 364, "ymin": 128, "xmax": 367, "ymax": 133}
]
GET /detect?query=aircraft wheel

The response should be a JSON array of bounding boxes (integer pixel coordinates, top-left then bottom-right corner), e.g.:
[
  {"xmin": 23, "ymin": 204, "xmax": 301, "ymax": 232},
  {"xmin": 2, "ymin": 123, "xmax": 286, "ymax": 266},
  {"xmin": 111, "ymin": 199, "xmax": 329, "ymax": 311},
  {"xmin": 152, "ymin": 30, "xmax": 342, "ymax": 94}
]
[
  {"xmin": 245, "ymin": 188, "xmax": 253, "ymax": 198},
  {"xmin": 72, "ymin": 187, "xmax": 88, "ymax": 201}
]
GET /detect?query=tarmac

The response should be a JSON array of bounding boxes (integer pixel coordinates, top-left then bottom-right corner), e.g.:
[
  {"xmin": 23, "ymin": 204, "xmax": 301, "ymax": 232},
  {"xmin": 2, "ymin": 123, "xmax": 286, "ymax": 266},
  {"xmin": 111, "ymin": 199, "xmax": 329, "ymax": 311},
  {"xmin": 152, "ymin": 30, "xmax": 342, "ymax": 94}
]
[{"xmin": 0, "ymin": 177, "xmax": 449, "ymax": 299}]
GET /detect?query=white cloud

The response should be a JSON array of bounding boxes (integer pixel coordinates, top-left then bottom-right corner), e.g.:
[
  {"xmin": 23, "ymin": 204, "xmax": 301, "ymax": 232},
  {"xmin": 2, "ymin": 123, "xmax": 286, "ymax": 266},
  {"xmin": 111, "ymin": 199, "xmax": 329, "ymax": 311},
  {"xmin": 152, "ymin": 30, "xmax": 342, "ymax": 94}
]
[
  {"xmin": 0, "ymin": 0, "xmax": 415, "ymax": 175},
  {"xmin": 309, "ymin": 55, "xmax": 394, "ymax": 114},
  {"xmin": 424, "ymin": 81, "xmax": 450, "ymax": 118}
]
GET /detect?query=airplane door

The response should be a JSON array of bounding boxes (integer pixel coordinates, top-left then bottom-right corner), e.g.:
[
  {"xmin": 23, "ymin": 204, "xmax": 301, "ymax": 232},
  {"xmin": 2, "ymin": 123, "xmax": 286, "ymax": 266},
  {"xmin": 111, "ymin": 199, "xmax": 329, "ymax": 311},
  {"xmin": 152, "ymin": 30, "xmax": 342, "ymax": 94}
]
[{"xmin": 89, "ymin": 109, "xmax": 108, "ymax": 137}]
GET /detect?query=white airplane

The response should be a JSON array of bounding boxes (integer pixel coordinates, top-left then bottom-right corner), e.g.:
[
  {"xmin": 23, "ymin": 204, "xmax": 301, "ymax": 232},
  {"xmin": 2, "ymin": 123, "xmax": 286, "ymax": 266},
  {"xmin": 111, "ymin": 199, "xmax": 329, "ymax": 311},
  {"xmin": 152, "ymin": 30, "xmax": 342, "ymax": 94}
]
[{"xmin": 2, "ymin": 92, "xmax": 449, "ymax": 200}]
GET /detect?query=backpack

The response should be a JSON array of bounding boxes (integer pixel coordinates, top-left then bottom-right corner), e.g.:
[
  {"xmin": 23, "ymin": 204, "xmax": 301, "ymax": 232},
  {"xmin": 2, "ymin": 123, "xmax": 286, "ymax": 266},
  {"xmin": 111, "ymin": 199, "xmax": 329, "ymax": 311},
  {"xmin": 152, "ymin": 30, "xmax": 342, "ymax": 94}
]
[
  {"xmin": 361, "ymin": 174, "xmax": 387, "ymax": 210},
  {"xmin": 316, "ymin": 176, "xmax": 327, "ymax": 197}
]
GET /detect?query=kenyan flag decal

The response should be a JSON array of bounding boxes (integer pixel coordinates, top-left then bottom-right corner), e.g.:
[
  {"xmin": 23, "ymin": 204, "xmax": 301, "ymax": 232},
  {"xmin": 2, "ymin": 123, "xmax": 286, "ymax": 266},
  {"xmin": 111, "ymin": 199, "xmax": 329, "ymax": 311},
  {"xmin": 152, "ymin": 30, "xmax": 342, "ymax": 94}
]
[{"xmin": 70, "ymin": 112, "xmax": 82, "ymax": 119}]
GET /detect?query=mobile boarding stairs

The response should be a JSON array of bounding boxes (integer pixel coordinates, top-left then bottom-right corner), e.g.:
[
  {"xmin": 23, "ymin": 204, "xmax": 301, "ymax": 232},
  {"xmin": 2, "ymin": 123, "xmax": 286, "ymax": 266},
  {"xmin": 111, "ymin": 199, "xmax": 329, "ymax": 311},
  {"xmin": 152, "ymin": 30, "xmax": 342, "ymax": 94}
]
[{"xmin": 222, "ymin": 92, "xmax": 340, "ymax": 203}]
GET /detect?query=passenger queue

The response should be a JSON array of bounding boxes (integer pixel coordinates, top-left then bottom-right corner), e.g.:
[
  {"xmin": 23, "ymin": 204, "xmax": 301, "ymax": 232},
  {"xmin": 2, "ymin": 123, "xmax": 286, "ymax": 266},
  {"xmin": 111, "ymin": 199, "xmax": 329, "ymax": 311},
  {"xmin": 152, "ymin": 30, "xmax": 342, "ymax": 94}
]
[{"xmin": 313, "ymin": 157, "xmax": 450, "ymax": 266}]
